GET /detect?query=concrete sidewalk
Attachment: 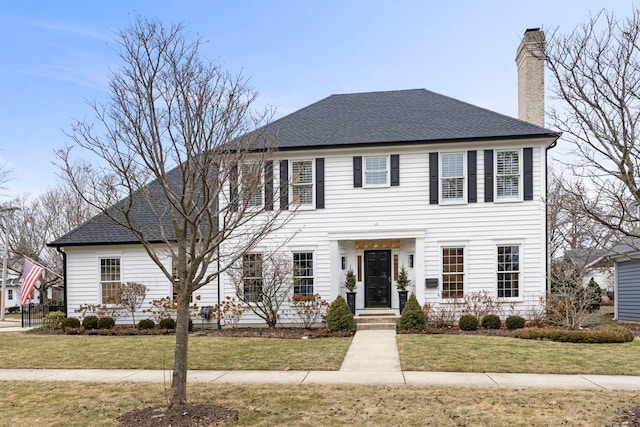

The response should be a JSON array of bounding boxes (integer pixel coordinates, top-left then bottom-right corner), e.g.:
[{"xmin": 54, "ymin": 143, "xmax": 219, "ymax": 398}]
[
  {"xmin": 1, "ymin": 328, "xmax": 639, "ymax": 390},
  {"xmin": 0, "ymin": 368, "xmax": 639, "ymax": 390}
]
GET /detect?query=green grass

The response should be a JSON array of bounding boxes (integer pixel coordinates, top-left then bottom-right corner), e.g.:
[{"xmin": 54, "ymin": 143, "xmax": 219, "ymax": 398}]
[
  {"xmin": 398, "ymin": 334, "xmax": 640, "ymax": 375},
  {"xmin": 0, "ymin": 381, "xmax": 638, "ymax": 426},
  {"xmin": 0, "ymin": 333, "xmax": 351, "ymax": 370}
]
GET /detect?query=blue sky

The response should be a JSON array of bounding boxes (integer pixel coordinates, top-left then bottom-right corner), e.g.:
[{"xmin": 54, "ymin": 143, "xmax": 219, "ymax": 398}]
[{"xmin": 0, "ymin": 0, "xmax": 634, "ymax": 199}]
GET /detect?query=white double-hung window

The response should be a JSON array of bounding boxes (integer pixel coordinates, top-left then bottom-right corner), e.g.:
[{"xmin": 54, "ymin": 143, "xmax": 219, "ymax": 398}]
[
  {"xmin": 291, "ymin": 160, "xmax": 313, "ymax": 206},
  {"xmin": 364, "ymin": 156, "xmax": 389, "ymax": 186},
  {"xmin": 496, "ymin": 150, "xmax": 521, "ymax": 200},
  {"xmin": 440, "ymin": 152, "xmax": 465, "ymax": 202}
]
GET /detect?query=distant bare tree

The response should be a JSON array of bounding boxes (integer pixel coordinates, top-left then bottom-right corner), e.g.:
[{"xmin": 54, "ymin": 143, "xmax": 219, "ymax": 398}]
[
  {"xmin": 9, "ymin": 181, "xmax": 95, "ymax": 302},
  {"xmin": 229, "ymin": 251, "xmax": 293, "ymax": 328},
  {"xmin": 545, "ymin": 8, "xmax": 640, "ymax": 248},
  {"xmin": 57, "ymin": 18, "xmax": 290, "ymax": 408},
  {"xmin": 115, "ymin": 282, "xmax": 148, "ymax": 326}
]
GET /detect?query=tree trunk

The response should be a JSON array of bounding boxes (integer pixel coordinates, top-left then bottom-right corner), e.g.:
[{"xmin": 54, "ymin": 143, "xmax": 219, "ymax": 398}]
[{"xmin": 170, "ymin": 289, "xmax": 191, "ymax": 407}]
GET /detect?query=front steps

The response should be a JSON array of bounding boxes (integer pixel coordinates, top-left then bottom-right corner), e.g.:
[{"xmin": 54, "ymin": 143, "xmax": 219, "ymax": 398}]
[{"xmin": 354, "ymin": 315, "xmax": 400, "ymax": 330}]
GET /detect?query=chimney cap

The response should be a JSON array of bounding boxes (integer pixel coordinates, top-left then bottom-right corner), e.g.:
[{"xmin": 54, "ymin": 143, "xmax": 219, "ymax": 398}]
[{"xmin": 525, "ymin": 27, "xmax": 541, "ymax": 33}]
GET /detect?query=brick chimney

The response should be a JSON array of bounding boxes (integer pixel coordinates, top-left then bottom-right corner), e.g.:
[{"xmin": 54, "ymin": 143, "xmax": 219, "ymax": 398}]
[{"xmin": 515, "ymin": 28, "xmax": 545, "ymax": 127}]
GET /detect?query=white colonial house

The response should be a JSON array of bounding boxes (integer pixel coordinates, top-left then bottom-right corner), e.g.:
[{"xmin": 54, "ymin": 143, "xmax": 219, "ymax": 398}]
[{"xmin": 50, "ymin": 29, "xmax": 559, "ymax": 325}]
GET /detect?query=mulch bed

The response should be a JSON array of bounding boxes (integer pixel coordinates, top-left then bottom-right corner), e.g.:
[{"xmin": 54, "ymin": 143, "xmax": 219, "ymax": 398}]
[{"xmin": 117, "ymin": 403, "xmax": 238, "ymax": 427}]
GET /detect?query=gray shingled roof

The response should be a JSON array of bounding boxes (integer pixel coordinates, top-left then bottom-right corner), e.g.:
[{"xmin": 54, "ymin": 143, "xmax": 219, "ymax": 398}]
[
  {"xmin": 262, "ymin": 89, "xmax": 556, "ymax": 149},
  {"xmin": 49, "ymin": 89, "xmax": 557, "ymax": 247},
  {"xmin": 49, "ymin": 167, "xmax": 182, "ymax": 247}
]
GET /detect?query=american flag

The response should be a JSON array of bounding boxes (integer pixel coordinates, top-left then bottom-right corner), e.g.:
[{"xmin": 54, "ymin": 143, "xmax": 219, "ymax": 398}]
[{"xmin": 20, "ymin": 259, "xmax": 44, "ymax": 305}]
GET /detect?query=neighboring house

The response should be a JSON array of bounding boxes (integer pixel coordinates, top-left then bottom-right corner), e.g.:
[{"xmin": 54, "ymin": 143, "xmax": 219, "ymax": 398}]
[
  {"xmin": 564, "ymin": 248, "xmax": 615, "ymax": 298},
  {"xmin": 609, "ymin": 242, "xmax": 640, "ymax": 322},
  {"xmin": 49, "ymin": 29, "xmax": 559, "ymax": 324},
  {"xmin": 1, "ymin": 271, "xmax": 22, "ymax": 312}
]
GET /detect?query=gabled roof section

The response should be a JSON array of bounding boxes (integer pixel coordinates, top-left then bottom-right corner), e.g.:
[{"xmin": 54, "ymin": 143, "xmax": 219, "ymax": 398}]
[
  {"xmin": 263, "ymin": 89, "xmax": 557, "ymax": 150},
  {"xmin": 48, "ymin": 167, "xmax": 183, "ymax": 247}
]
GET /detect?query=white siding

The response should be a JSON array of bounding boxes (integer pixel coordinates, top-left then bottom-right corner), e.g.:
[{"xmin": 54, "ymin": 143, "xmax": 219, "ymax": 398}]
[{"xmin": 63, "ymin": 137, "xmax": 553, "ymax": 324}]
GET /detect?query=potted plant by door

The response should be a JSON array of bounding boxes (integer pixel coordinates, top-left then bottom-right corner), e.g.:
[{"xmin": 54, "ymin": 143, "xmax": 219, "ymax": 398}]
[
  {"xmin": 344, "ymin": 268, "xmax": 357, "ymax": 315},
  {"xmin": 396, "ymin": 265, "xmax": 411, "ymax": 314}
]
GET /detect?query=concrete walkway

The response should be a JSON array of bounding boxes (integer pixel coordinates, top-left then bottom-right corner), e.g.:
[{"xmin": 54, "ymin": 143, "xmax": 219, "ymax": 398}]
[{"xmin": 1, "ymin": 328, "xmax": 639, "ymax": 389}]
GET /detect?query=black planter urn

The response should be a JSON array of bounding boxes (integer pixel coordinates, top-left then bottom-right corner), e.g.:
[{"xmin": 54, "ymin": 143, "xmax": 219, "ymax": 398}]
[
  {"xmin": 398, "ymin": 290, "xmax": 409, "ymax": 314},
  {"xmin": 345, "ymin": 291, "xmax": 356, "ymax": 315}
]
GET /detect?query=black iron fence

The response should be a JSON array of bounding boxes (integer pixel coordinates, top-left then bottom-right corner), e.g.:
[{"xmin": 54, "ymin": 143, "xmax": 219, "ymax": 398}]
[{"xmin": 21, "ymin": 303, "xmax": 66, "ymax": 327}]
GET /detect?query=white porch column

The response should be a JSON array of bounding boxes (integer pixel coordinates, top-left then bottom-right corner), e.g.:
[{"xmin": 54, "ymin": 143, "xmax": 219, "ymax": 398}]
[
  {"xmin": 414, "ymin": 235, "xmax": 426, "ymax": 304},
  {"xmin": 329, "ymin": 239, "xmax": 341, "ymax": 301}
]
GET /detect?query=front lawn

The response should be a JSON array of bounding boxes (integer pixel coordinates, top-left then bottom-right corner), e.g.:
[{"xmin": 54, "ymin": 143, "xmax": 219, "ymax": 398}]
[
  {"xmin": 0, "ymin": 332, "xmax": 351, "ymax": 371},
  {"xmin": 0, "ymin": 381, "xmax": 638, "ymax": 426},
  {"xmin": 398, "ymin": 334, "xmax": 640, "ymax": 375}
]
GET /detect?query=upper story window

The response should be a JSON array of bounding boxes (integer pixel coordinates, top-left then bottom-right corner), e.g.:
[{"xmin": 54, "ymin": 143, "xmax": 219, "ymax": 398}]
[
  {"xmin": 364, "ymin": 156, "xmax": 388, "ymax": 187},
  {"xmin": 293, "ymin": 252, "xmax": 314, "ymax": 295},
  {"xmin": 242, "ymin": 163, "xmax": 263, "ymax": 207},
  {"xmin": 100, "ymin": 257, "xmax": 121, "ymax": 303},
  {"xmin": 496, "ymin": 150, "xmax": 521, "ymax": 200},
  {"xmin": 291, "ymin": 160, "xmax": 313, "ymax": 206},
  {"xmin": 440, "ymin": 152, "xmax": 465, "ymax": 202}
]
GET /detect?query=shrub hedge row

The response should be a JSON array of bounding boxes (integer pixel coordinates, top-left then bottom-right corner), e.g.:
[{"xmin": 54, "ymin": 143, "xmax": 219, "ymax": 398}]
[{"xmin": 513, "ymin": 324, "xmax": 634, "ymax": 343}]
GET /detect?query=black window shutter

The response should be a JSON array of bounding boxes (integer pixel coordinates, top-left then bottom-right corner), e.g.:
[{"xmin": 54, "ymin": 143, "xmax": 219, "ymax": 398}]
[
  {"xmin": 523, "ymin": 147, "xmax": 533, "ymax": 201},
  {"xmin": 264, "ymin": 161, "xmax": 273, "ymax": 210},
  {"xmin": 353, "ymin": 156, "xmax": 362, "ymax": 188},
  {"xmin": 468, "ymin": 150, "xmax": 477, "ymax": 203},
  {"xmin": 316, "ymin": 158, "xmax": 325, "ymax": 209},
  {"xmin": 390, "ymin": 154, "xmax": 400, "ymax": 186},
  {"xmin": 429, "ymin": 152, "xmax": 438, "ymax": 205},
  {"xmin": 484, "ymin": 150, "xmax": 494, "ymax": 203},
  {"xmin": 279, "ymin": 160, "xmax": 289, "ymax": 210},
  {"xmin": 230, "ymin": 164, "xmax": 238, "ymax": 211}
]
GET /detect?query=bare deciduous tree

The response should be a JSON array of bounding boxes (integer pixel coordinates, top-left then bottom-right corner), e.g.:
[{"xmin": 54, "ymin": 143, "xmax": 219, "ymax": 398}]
[
  {"xmin": 545, "ymin": 8, "xmax": 640, "ymax": 247},
  {"xmin": 115, "ymin": 282, "xmax": 148, "ymax": 326},
  {"xmin": 57, "ymin": 18, "xmax": 289, "ymax": 407},
  {"xmin": 10, "ymin": 182, "xmax": 95, "ymax": 302},
  {"xmin": 229, "ymin": 251, "xmax": 293, "ymax": 328}
]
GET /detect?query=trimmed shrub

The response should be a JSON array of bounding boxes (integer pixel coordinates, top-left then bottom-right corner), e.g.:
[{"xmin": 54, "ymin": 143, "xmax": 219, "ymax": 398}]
[
  {"xmin": 514, "ymin": 324, "xmax": 634, "ymax": 343},
  {"xmin": 137, "ymin": 318, "xmax": 155, "ymax": 330},
  {"xmin": 458, "ymin": 314, "xmax": 478, "ymax": 331},
  {"xmin": 82, "ymin": 315, "xmax": 99, "ymax": 330},
  {"xmin": 481, "ymin": 314, "xmax": 502, "ymax": 330},
  {"xmin": 326, "ymin": 296, "xmax": 354, "ymax": 331},
  {"xmin": 43, "ymin": 311, "xmax": 66, "ymax": 330},
  {"xmin": 61, "ymin": 317, "xmax": 81, "ymax": 329},
  {"xmin": 586, "ymin": 278, "xmax": 603, "ymax": 312},
  {"xmin": 159, "ymin": 318, "xmax": 176, "ymax": 329},
  {"xmin": 399, "ymin": 294, "xmax": 426, "ymax": 330},
  {"xmin": 97, "ymin": 317, "xmax": 116, "ymax": 329},
  {"xmin": 505, "ymin": 315, "xmax": 526, "ymax": 330}
]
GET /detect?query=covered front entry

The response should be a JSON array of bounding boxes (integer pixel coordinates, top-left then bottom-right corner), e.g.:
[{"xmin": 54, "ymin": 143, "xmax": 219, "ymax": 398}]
[{"xmin": 364, "ymin": 250, "xmax": 392, "ymax": 308}]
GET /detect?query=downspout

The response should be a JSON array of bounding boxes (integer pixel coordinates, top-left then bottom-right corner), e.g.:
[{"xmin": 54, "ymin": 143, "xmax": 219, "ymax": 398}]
[
  {"xmin": 545, "ymin": 138, "xmax": 559, "ymax": 298},
  {"xmin": 56, "ymin": 246, "xmax": 68, "ymax": 317}
]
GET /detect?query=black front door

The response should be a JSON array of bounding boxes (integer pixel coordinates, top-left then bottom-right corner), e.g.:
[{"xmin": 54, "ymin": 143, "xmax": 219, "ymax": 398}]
[{"xmin": 364, "ymin": 250, "xmax": 391, "ymax": 308}]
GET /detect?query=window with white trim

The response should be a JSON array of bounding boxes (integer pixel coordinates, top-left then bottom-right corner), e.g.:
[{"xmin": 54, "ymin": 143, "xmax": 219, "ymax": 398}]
[
  {"xmin": 293, "ymin": 252, "xmax": 314, "ymax": 295},
  {"xmin": 497, "ymin": 245, "xmax": 520, "ymax": 298},
  {"xmin": 440, "ymin": 152, "xmax": 465, "ymax": 202},
  {"xmin": 364, "ymin": 156, "xmax": 388, "ymax": 186},
  {"xmin": 7, "ymin": 289, "xmax": 13, "ymax": 301},
  {"xmin": 100, "ymin": 257, "xmax": 121, "ymax": 303},
  {"xmin": 496, "ymin": 150, "xmax": 521, "ymax": 200},
  {"xmin": 242, "ymin": 163, "xmax": 263, "ymax": 207},
  {"xmin": 442, "ymin": 247, "xmax": 464, "ymax": 298},
  {"xmin": 291, "ymin": 160, "xmax": 313, "ymax": 206},
  {"xmin": 242, "ymin": 253, "xmax": 263, "ymax": 302}
]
